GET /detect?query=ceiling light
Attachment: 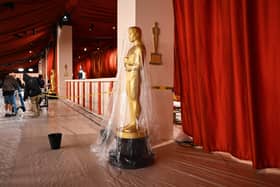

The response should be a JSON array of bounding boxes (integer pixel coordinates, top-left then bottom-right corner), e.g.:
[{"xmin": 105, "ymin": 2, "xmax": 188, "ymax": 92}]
[
  {"xmin": 97, "ymin": 47, "xmax": 100, "ymax": 50},
  {"xmin": 60, "ymin": 12, "xmax": 71, "ymax": 26},
  {"xmin": 29, "ymin": 59, "xmax": 32, "ymax": 62},
  {"xmin": 83, "ymin": 47, "xmax": 87, "ymax": 52},
  {"xmin": 28, "ymin": 68, "xmax": 34, "ymax": 72},
  {"xmin": 62, "ymin": 13, "xmax": 70, "ymax": 22},
  {"xmin": 63, "ymin": 15, "xmax": 68, "ymax": 22},
  {"xmin": 89, "ymin": 24, "xmax": 94, "ymax": 31},
  {"xmin": 18, "ymin": 68, "xmax": 24, "ymax": 72},
  {"xmin": 29, "ymin": 50, "xmax": 32, "ymax": 54}
]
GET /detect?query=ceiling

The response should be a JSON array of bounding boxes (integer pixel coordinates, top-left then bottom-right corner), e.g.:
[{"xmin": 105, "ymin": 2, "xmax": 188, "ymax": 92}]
[{"xmin": 0, "ymin": 0, "xmax": 117, "ymax": 75}]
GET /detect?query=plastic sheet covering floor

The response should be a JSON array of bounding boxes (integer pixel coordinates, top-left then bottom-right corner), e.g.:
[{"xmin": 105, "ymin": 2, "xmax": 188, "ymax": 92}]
[{"xmin": 0, "ymin": 99, "xmax": 279, "ymax": 187}]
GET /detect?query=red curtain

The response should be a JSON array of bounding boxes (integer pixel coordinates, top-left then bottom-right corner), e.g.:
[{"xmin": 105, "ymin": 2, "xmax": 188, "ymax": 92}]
[
  {"xmin": 73, "ymin": 48, "xmax": 117, "ymax": 79},
  {"xmin": 47, "ymin": 46, "xmax": 55, "ymax": 79},
  {"xmin": 174, "ymin": 0, "xmax": 280, "ymax": 169},
  {"xmin": 74, "ymin": 58, "xmax": 92, "ymax": 79}
]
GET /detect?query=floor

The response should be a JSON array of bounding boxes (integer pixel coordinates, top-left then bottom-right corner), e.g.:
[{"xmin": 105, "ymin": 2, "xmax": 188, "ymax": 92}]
[{"xmin": 0, "ymin": 99, "xmax": 279, "ymax": 187}]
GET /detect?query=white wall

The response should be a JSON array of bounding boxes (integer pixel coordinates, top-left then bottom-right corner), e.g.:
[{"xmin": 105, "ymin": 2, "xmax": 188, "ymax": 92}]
[
  {"xmin": 57, "ymin": 25, "xmax": 73, "ymax": 97},
  {"xmin": 117, "ymin": 0, "xmax": 136, "ymax": 73}
]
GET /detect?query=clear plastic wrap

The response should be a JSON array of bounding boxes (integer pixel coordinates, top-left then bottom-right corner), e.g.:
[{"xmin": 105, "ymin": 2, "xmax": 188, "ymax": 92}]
[{"xmin": 91, "ymin": 27, "xmax": 154, "ymax": 169}]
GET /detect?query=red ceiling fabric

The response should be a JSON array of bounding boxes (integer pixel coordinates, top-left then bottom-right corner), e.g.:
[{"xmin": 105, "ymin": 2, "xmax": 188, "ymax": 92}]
[
  {"xmin": 174, "ymin": 0, "xmax": 280, "ymax": 169},
  {"xmin": 0, "ymin": 0, "xmax": 116, "ymax": 74},
  {"xmin": 70, "ymin": 0, "xmax": 117, "ymax": 62},
  {"xmin": 0, "ymin": 0, "xmax": 68, "ymax": 71},
  {"xmin": 0, "ymin": 60, "xmax": 38, "ymax": 72}
]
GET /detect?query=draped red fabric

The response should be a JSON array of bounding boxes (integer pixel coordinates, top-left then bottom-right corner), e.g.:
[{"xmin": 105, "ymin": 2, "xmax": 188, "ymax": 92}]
[
  {"xmin": 173, "ymin": 38, "xmax": 182, "ymax": 99},
  {"xmin": 73, "ymin": 48, "xmax": 117, "ymax": 79},
  {"xmin": 174, "ymin": 0, "xmax": 280, "ymax": 168},
  {"xmin": 102, "ymin": 48, "xmax": 117, "ymax": 77},
  {"xmin": 84, "ymin": 58, "xmax": 92, "ymax": 78},
  {"xmin": 47, "ymin": 46, "xmax": 55, "ymax": 79},
  {"xmin": 73, "ymin": 58, "xmax": 92, "ymax": 79}
]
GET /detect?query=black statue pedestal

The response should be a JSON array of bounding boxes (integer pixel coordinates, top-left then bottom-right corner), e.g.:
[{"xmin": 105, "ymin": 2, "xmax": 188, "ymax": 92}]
[
  {"xmin": 47, "ymin": 92, "xmax": 58, "ymax": 99},
  {"xmin": 109, "ymin": 130, "xmax": 154, "ymax": 169}
]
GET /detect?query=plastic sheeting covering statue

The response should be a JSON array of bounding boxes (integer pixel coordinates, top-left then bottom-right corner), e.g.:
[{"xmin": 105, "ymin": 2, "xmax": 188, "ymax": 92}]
[{"xmin": 92, "ymin": 26, "xmax": 155, "ymax": 169}]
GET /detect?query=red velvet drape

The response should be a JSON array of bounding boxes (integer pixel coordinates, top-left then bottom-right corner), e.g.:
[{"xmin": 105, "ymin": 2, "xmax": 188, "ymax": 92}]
[
  {"xmin": 174, "ymin": 0, "xmax": 280, "ymax": 169},
  {"xmin": 47, "ymin": 45, "xmax": 55, "ymax": 80},
  {"xmin": 73, "ymin": 48, "xmax": 117, "ymax": 79}
]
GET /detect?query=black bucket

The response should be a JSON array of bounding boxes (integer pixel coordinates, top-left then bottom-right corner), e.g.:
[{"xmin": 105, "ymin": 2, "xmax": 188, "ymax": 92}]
[{"xmin": 48, "ymin": 133, "xmax": 62, "ymax": 149}]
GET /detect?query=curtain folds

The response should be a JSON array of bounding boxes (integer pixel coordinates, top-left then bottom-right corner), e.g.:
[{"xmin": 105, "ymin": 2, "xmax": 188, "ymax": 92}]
[
  {"xmin": 73, "ymin": 48, "xmax": 117, "ymax": 79},
  {"xmin": 47, "ymin": 45, "xmax": 55, "ymax": 80},
  {"xmin": 174, "ymin": 0, "xmax": 280, "ymax": 168}
]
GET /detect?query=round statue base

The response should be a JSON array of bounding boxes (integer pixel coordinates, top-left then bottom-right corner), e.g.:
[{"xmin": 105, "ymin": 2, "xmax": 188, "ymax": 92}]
[
  {"xmin": 109, "ymin": 136, "xmax": 154, "ymax": 169},
  {"xmin": 47, "ymin": 92, "xmax": 58, "ymax": 99}
]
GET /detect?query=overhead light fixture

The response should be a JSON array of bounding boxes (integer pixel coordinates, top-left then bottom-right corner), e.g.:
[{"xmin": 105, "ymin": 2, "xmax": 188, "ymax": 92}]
[
  {"xmin": 97, "ymin": 47, "xmax": 100, "ymax": 50},
  {"xmin": 63, "ymin": 15, "xmax": 69, "ymax": 22},
  {"xmin": 29, "ymin": 59, "xmax": 32, "ymax": 62},
  {"xmin": 83, "ymin": 47, "xmax": 87, "ymax": 52},
  {"xmin": 28, "ymin": 68, "xmax": 34, "ymax": 72},
  {"xmin": 18, "ymin": 68, "xmax": 24, "ymax": 72},
  {"xmin": 29, "ymin": 50, "xmax": 32, "ymax": 54},
  {"xmin": 60, "ymin": 12, "xmax": 71, "ymax": 26},
  {"xmin": 89, "ymin": 24, "xmax": 94, "ymax": 31}
]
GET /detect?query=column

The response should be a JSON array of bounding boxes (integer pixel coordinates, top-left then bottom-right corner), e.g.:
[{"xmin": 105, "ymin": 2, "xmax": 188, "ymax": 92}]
[{"xmin": 56, "ymin": 25, "xmax": 73, "ymax": 97}]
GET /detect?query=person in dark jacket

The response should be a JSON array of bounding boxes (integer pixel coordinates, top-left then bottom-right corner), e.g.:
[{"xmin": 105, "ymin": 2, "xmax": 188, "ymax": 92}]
[
  {"xmin": 16, "ymin": 78, "xmax": 24, "ymax": 88},
  {"xmin": 38, "ymin": 74, "xmax": 45, "ymax": 89},
  {"xmin": 23, "ymin": 73, "xmax": 41, "ymax": 117},
  {"xmin": 2, "ymin": 73, "xmax": 18, "ymax": 117}
]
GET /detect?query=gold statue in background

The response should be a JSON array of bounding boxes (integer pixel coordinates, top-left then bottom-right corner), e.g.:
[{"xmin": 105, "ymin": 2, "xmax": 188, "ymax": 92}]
[
  {"xmin": 49, "ymin": 69, "xmax": 56, "ymax": 94},
  {"xmin": 152, "ymin": 22, "xmax": 160, "ymax": 53},
  {"xmin": 150, "ymin": 22, "xmax": 162, "ymax": 65},
  {"xmin": 123, "ymin": 26, "xmax": 146, "ymax": 133}
]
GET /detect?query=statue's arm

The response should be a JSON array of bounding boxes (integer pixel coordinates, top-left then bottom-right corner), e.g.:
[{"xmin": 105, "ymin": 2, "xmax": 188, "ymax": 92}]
[{"xmin": 127, "ymin": 48, "xmax": 143, "ymax": 71}]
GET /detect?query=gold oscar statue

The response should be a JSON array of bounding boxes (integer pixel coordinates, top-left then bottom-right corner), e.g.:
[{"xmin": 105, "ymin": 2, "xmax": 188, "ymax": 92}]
[
  {"xmin": 150, "ymin": 22, "xmax": 162, "ymax": 65},
  {"xmin": 49, "ymin": 69, "xmax": 56, "ymax": 96},
  {"xmin": 109, "ymin": 26, "xmax": 154, "ymax": 169},
  {"xmin": 121, "ymin": 26, "xmax": 146, "ymax": 134}
]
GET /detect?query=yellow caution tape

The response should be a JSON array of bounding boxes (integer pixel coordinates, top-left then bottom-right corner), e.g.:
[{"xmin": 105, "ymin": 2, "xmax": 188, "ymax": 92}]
[
  {"xmin": 43, "ymin": 86, "xmax": 173, "ymax": 100},
  {"xmin": 42, "ymin": 91, "xmax": 113, "ymax": 99}
]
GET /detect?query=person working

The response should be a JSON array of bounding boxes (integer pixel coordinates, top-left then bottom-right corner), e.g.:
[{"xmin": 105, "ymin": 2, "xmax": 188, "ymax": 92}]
[
  {"xmin": 2, "ymin": 73, "xmax": 18, "ymax": 117},
  {"xmin": 23, "ymin": 73, "xmax": 42, "ymax": 117}
]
